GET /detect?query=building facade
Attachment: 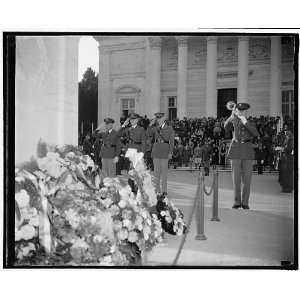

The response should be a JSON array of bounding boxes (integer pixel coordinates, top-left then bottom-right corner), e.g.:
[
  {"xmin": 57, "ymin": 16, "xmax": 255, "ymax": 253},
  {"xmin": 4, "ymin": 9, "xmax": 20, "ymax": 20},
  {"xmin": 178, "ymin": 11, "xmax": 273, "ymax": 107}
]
[{"xmin": 94, "ymin": 35, "xmax": 295, "ymax": 123}]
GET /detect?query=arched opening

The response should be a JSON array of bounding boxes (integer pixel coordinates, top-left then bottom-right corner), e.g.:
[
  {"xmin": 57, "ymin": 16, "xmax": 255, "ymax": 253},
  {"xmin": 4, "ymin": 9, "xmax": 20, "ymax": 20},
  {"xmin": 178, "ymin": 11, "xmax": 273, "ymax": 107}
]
[{"xmin": 78, "ymin": 36, "xmax": 99, "ymax": 144}]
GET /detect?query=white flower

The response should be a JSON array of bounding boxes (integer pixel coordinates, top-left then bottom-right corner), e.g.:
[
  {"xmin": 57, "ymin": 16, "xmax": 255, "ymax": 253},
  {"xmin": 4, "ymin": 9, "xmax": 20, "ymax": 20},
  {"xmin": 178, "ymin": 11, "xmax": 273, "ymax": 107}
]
[
  {"xmin": 143, "ymin": 225, "xmax": 151, "ymax": 241},
  {"xmin": 117, "ymin": 228, "xmax": 128, "ymax": 240},
  {"xmin": 109, "ymin": 205, "xmax": 120, "ymax": 216},
  {"xmin": 100, "ymin": 255, "xmax": 113, "ymax": 265},
  {"xmin": 93, "ymin": 235, "xmax": 104, "ymax": 243},
  {"xmin": 95, "ymin": 211, "xmax": 114, "ymax": 240},
  {"xmin": 128, "ymin": 231, "xmax": 138, "ymax": 243},
  {"xmin": 78, "ymin": 162, "xmax": 87, "ymax": 171},
  {"xmin": 160, "ymin": 211, "xmax": 166, "ymax": 217},
  {"xmin": 119, "ymin": 186, "xmax": 131, "ymax": 201},
  {"xmin": 64, "ymin": 208, "xmax": 80, "ymax": 229},
  {"xmin": 101, "ymin": 197, "xmax": 113, "ymax": 208},
  {"xmin": 29, "ymin": 215, "xmax": 39, "ymax": 227},
  {"xmin": 15, "ymin": 190, "xmax": 30, "ymax": 209},
  {"xmin": 21, "ymin": 242, "xmax": 36, "ymax": 256},
  {"xmin": 66, "ymin": 152, "xmax": 75, "ymax": 159},
  {"xmin": 72, "ymin": 238, "xmax": 89, "ymax": 249},
  {"xmin": 118, "ymin": 200, "xmax": 127, "ymax": 209},
  {"xmin": 17, "ymin": 224, "xmax": 36, "ymax": 240},
  {"xmin": 123, "ymin": 219, "xmax": 131, "ymax": 228},
  {"xmin": 165, "ymin": 216, "xmax": 172, "ymax": 223},
  {"xmin": 90, "ymin": 216, "xmax": 96, "ymax": 224}
]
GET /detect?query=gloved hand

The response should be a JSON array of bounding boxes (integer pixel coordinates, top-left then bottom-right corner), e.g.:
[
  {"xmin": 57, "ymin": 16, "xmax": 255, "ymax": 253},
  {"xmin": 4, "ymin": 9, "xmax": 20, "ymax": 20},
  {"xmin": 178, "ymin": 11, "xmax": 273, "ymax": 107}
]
[
  {"xmin": 239, "ymin": 115, "xmax": 248, "ymax": 125},
  {"xmin": 168, "ymin": 153, "xmax": 173, "ymax": 160},
  {"xmin": 113, "ymin": 156, "xmax": 119, "ymax": 164}
]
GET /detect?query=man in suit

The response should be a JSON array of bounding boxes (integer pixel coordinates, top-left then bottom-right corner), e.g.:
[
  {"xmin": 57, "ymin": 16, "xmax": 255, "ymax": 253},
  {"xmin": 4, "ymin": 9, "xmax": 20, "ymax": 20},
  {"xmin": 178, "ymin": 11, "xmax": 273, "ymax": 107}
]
[
  {"xmin": 119, "ymin": 113, "xmax": 146, "ymax": 153},
  {"xmin": 94, "ymin": 118, "xmax": 121, "ymax": 178},
  {"xmin": 149, "ymin": 112, "xmax": 175, "ymax": 195},
  {"xmin": 224, "ymin": 103, "xmax": 259, "ymax": 209}
]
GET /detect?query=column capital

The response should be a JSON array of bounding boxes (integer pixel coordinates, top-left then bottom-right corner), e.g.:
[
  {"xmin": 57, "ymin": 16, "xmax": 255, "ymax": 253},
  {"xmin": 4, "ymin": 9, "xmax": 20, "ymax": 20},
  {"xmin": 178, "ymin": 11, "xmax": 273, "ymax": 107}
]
[
  {"xmin": 148, "ymin": 36, "xmax": 162, "ymax": 48},
  {"xmin": 207, "ymin": 36, "xmax": 217, "ymax": 44},
  {"xmin": 176, "ymin": 36, "xmax": 189, "ymax": 47},
  {"xmin": 238, "ymin": 36, "xmax": 249, "ymax": 42}
]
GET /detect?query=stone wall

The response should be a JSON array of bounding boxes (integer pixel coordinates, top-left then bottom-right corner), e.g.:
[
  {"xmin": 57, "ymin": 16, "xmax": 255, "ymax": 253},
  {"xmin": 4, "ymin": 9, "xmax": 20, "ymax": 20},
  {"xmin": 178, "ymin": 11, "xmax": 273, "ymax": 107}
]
[
  {"xmin": 15, "ymin": 36, "xmax": 79, "ymax": 164},
  {"xmin": 96, "ymin": 36, "xmax": 295, "ymax": 120}
]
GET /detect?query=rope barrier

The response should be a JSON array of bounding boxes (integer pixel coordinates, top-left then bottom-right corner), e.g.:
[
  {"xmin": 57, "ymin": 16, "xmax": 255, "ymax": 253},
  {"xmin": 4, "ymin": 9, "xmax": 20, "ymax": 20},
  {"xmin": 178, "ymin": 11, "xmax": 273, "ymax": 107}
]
[
  {"xmin": 172, "ymin": 167, "xmax": 220, "ymax": 265},
  {"xmin": 172, "ymin": 172, "xmax": 201, "ymax": 266}
]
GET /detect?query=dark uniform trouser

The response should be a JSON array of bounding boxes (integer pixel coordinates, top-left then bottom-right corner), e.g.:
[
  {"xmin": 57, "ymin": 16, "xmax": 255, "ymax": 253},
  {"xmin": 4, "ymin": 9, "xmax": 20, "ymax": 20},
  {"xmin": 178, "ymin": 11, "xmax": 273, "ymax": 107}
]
[
  {"xmin": 153, "ymin": 158, "xmax": 168, "ymax": 194},
  {"xmin": 101, "ymin": 158, "xmax": 116, "ymax": 177},
  {"xmin": 231, "ymin": 159, "xmax": 253, "ymax": 206}
]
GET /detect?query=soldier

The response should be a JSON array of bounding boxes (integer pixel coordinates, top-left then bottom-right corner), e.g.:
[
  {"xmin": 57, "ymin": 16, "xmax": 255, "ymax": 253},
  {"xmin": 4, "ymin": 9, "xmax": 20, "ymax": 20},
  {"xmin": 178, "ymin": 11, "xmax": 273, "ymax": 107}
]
[
  {"xmin": 277, "ymin": 124, "xmax": 294, "ymax": 193},
  {"xmin": 94, "ymin": 118, "xmax": 121, "ymax": 178},
  {"xmin": 119, "ymin": 113, "xmax": 146, "ymax": 153},
  {"xmin": 224, "ymin": 103, "xmax": 259, "ymax": 210},
  {"xmin": 149, "ymin": 112, "xmax": 175, "ymax": 195}
]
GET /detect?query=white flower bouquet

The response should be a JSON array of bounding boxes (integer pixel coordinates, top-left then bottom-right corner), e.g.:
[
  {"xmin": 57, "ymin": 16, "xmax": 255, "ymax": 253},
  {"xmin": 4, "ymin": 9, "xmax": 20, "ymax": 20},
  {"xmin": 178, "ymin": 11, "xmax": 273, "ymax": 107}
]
[{"xmin": 14, "ymin": 144, "xmax": 165, "ymax": 266}]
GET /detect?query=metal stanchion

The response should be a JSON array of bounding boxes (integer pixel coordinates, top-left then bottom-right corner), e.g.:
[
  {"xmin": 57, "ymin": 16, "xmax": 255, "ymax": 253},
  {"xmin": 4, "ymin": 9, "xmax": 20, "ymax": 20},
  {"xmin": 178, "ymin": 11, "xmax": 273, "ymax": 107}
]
[
  {"xmin": 195, "ymin": 168, "xmax": 207, "ymax": 240},
  {"xmin": 211, "ymin": 168, "xmax": 220, "ymax": 221}
]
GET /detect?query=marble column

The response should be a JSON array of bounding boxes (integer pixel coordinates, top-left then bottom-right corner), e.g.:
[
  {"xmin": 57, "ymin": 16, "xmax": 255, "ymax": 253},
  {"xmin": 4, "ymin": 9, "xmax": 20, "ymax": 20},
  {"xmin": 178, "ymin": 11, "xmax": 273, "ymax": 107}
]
[
  {"xmin": 177, "ymin": 36, "xmax": 188, "ymax": 119},
  {"xmin": 148, "ymin": 37, "xmax": 162, "ymax": 115},
  {"xmin": 206, "ymin": 36, "xmax": 217, "ymax": 117},
  {"xmin": 270, "ymin": 36, "xmax": 282, "ymax": 117},
  {"xmin": 97, "ymin": 44, "xmax": 110, "ymax": 123},
  {"xmin": 237, "ymin": 36, "xmax": 249, "ymax": 103}
]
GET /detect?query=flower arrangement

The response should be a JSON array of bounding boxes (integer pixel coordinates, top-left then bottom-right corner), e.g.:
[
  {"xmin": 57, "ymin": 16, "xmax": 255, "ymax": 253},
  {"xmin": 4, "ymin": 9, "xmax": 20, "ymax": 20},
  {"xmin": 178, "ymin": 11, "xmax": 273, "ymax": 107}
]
[
  {"xmin": 156, "ymin": 194, "xmax": 187, "ymax": 236},
  {"xmin": 14, "ymin": 144, "xmax": 168, "ymax": 266}
]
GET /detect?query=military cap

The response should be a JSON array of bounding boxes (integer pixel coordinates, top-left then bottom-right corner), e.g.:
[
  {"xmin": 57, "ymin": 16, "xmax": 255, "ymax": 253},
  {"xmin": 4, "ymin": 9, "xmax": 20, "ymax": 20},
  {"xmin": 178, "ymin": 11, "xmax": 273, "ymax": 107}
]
[
  {"xmin": 104, "ymin": 117, "xmax": 115, "ymax": 124},
  {"xmin": 236, "ymin": 103, "xmax": 250, "ymax": 111},
  {"xmin": 128, "ymin": 113, "xmax": 141, "ymax": 120},
  {"xmin": 154, "ymin": 112, "xmax": 165, "ymax": 118}
]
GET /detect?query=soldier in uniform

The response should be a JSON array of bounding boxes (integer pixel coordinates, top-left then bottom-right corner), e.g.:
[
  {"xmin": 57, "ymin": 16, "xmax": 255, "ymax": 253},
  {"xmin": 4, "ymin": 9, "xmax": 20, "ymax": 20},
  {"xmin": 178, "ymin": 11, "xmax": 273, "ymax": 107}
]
[
  {"xmin": 119, "ymin": 113, "xmax": 146, "ymax": 153},
  {"xmin": 148, "ymin": 112, "xmax": 174, "ymax": 195},
  {"xmin": 94, "ymin": 118, "xmax": 121, "ymax": 178},
  {"xmin": 224, "ymin": 103, "xmax": 259, "ymax": 209},
  {"xmin": 276, "ymin": 124, "xmax": 294, "ymax": 193}
]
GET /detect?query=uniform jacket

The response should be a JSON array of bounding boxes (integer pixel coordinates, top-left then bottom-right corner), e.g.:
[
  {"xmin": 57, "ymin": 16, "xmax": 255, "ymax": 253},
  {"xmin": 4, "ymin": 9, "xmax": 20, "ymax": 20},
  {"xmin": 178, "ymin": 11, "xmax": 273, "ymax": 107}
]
[
  {"xmin": 255, "ymin": 146, "xmax": 267, "ymax": 161},
  {"xmin": 119, "ymin": 125, "xmax": 146, "ymax": 153},
  {"xmin": 149, "ymin": 123, "xmax": 175, "ymax": 159},
  {"xmin": 224, "ymin": 115, "xmax": 259, "ymax": 160},
  {"xmin": 199, "ymin": 144, "xmax": 212, "ymax": 162},
  {"xmin": 97, "ymin": 129, "xmax": 121, "ymax": 159}
]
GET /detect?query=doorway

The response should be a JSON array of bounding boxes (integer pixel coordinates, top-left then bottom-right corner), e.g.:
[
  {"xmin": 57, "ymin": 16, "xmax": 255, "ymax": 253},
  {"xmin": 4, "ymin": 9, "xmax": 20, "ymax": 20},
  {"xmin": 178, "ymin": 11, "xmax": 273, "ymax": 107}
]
[{"xmin": 217, "ymin": 88, "xmax": 237, "ymax": 118}]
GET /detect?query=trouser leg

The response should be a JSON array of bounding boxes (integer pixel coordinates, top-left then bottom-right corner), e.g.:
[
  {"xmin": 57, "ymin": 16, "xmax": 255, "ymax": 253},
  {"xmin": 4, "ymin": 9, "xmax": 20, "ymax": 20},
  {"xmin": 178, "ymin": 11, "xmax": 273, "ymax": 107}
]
[
  {"xmin": 103, "ymin": 158, "xmax": 115, "ymax": 177},
  {"xmin": 161, "ymin": 159, "xmax": 169, "ymax": 194},
  {"xmin": 110, "ymin": 159, "xmax": 116, "ymax": 177},
  {"xmin": 101, "ymin": 158, "xmax": 108, "ymax": 178},
  {"xmin": 153, "ymin": 158, "xmax": 161, "ymax": 193},
  {"xmin": 231, "ymin": 159, "xmax": 242, "ymax": 205},
  {"xmin": 241, "ymin": 160, "xmax": 253, "ymax": 206}
]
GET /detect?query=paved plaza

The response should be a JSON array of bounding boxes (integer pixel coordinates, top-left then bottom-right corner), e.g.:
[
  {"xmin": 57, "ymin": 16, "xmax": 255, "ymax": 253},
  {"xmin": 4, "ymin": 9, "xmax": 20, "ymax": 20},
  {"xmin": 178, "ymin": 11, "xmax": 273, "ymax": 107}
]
[{"xmin": 147, "ymin": 170, "xmax": 294, "ymax": 266}]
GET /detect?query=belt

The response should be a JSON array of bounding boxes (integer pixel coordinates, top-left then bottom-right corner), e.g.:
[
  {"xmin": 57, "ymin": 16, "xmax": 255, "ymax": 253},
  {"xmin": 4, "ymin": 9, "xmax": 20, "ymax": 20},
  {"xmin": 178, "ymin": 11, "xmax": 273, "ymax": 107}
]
[
  {"xmin": 103, "ymin": 144, "xmax": 116, "ymax": 147},
  {"xmin": 129, "ymin": 141, "xmax": 142, "ymax": 145},
  {"xmin": 233, "ymin": 139, "xmax": 252, "ymax": 144}
]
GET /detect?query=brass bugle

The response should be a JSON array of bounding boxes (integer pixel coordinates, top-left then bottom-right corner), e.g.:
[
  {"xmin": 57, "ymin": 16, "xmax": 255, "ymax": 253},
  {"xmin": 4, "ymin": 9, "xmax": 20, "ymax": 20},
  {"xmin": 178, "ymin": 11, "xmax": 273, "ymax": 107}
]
[{"xmin": 226, "ymin": 101, "xmax": 236, "ymax": 111}]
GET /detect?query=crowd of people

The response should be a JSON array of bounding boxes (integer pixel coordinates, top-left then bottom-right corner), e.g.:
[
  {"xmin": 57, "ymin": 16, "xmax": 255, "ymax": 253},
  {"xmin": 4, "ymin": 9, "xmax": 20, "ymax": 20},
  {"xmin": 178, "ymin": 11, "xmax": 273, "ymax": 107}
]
[{"xmin": 79, "ymin": 114, "xmax": 294, "ymax": 175}]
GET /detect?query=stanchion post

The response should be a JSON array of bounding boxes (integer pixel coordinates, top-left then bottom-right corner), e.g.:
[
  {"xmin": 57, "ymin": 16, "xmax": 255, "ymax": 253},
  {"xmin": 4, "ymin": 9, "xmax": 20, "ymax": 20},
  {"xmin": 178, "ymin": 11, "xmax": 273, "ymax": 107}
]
[
  {"xmin": 211, "ymin": 167, "xmax": 220, "ymax": 221},
  {"xmin": 195, "ymin": 168, "xmax": 207, "ymax": 240}
]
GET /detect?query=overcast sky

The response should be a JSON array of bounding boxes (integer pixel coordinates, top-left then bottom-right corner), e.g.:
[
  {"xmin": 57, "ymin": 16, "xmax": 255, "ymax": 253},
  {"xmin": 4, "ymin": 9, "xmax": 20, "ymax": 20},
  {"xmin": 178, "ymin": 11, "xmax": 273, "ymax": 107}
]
[{"xmin": 78, "ymin": 36, "xmax": 99, "ymax": 81}]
